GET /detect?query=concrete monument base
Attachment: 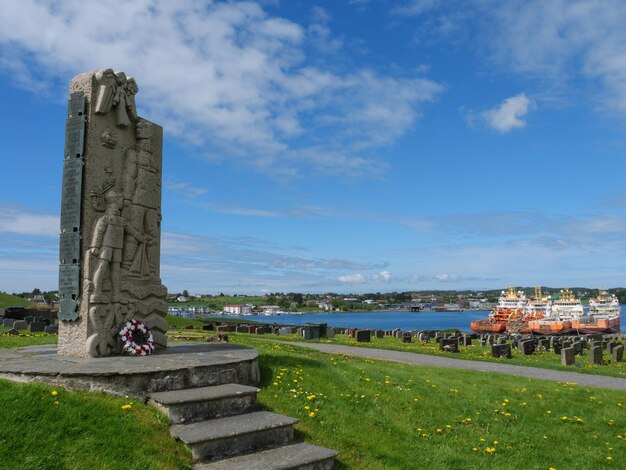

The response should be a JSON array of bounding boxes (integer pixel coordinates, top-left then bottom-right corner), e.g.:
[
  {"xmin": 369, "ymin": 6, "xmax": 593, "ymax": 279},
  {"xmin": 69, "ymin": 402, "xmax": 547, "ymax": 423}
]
[{"xmin": 0, "ymin": 343, "xmax": 259, "ymax": 398}]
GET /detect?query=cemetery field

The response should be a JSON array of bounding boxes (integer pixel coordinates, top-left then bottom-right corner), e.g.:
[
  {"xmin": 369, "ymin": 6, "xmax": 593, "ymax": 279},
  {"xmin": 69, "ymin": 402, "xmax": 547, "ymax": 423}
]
[
  {"xmin": 0, "ymin": 330, "xmax": 56, "ymax": 348},
  {"xmin": 230, "ymin": 336, "xmax": 625, "ymax": 470},
  {"xmin": 0, "ymin": 380, "xmax": 191, "ymax": 469},
  {"xmin": 267, "ymin": 333, "xmax": 626, "ymax": 379}
]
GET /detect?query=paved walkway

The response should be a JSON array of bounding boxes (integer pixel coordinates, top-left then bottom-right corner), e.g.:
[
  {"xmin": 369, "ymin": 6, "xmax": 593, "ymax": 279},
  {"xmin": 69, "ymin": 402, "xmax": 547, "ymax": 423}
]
[{"xmin": 278, "ymin": 341, "xmax": 626, "ymax": 390}]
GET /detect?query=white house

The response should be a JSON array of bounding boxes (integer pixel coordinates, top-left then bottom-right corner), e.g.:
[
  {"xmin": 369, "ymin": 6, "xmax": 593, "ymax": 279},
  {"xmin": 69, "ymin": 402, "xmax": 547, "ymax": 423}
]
[{"xmin": 223, "ymin": 304, "xmax": 252, "ymax": 315}]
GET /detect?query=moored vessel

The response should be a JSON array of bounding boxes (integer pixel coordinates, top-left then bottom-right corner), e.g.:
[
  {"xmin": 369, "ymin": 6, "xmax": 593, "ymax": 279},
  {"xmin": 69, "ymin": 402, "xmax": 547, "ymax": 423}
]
[
  {"xmin": 470, "ymin": 287, "xmax": 527, "ymax": 333},
  {"xmin": 528, "ymin": 288, "xmax": 582, "ymax": 335},
  {"xmin": 571, "ymin": 289, "xmax": 621, "ymax": 333}
]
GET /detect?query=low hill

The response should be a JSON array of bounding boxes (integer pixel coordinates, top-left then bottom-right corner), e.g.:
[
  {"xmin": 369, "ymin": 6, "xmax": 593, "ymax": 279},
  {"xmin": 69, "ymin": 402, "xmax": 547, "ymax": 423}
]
[{"xmin": 0, "ymin": 293, "xmax": 30, "ymax": 309}]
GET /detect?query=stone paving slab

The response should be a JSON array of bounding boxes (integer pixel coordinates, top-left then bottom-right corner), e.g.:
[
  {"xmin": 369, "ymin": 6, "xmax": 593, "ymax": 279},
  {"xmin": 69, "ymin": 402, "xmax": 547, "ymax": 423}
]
[{"xmin": 279, "ymin": 341, "xmax": 626, "ymax": 391}]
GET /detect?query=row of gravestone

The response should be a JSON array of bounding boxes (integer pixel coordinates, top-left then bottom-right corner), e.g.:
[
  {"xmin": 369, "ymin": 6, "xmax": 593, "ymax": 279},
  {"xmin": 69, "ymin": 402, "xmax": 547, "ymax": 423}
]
[{"xmin": 1, "ymin": 319, "xmax": 58, "ymax": 335}]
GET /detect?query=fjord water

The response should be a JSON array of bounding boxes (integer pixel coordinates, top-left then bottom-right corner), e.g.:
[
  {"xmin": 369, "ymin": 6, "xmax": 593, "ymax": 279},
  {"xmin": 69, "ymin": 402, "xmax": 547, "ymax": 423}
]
[
  {"xmin": 210, "ymin": 310, "xmax": 491, "ymax": 333},
  {"xmin": 208, "ymin": 307, "xmax": 626, "ymax": 333}
]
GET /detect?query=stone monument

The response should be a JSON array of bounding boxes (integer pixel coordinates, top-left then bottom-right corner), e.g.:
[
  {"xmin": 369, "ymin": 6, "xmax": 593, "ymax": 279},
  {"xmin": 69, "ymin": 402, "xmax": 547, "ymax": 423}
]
[{"xmin": 58, "ymin": 69, "xmax": 168, "ymax": 357}]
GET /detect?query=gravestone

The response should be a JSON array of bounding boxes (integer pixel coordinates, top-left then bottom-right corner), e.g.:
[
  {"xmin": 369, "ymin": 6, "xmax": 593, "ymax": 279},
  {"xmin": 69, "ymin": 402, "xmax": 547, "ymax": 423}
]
[
  {"xmin": 30, "ymin": 322, "xmax": 47, "ymax": 333},
  {"xmin": 327, "ymin": 327, "xmax": 336, "ymax": 339},
  {"xmin": 375, "ymin": 330, "xmax": 384, "ymax": 339},
  {"xmin": 537, "ymin": 339, "xmax": 550, "ymax": 351},
  {"xmin": 57, "ymin": 69, "xmax": 168, "ymax": 357},
  {"xmin": 590, "ymin": 345, "xmax": 603, "ymax": 365},
  {"xmin": 402, "ymin": 332, "xmax": 412, "ymax": 343},
  {"xmin": 355, "ymin": 330, "xmax": 371, "ymax": 343},
  {"xmin": 573, "ymin": 341, "xmax": 584, "ymax": 356},
  {"xmin": 13, "ymin": 320, "xmax": 28, "ymax": 331},
  {"xmin": 519, "ymin": 340, "xmax": 535, "ymax": 355},
  {"xmin": 561, "ymin": 347, "xmax": 575, "ymax": 366},
  {"xmin": 553, "ymin": 342, "xmax": 562, "ymax": 355},
  {"xmin": 418, "ymin": 332, "xmax": 430, "ymax": 343},
  {"xmin": 2, "ymin": 319, "xmax": 13, "ymax": 328},
  {"xmin": 613, "ymin": 345, "xmax": 624, "ymax": 363},
  {"xmin": 491, "ymin": 343, "xmax": 512, "ymax": 359},
  {"xmin": 440, "ymin": 338, "xmax": 459, "ymax": 352},
  {"xmin": 45, "ymin": 324, "xmax": 59, "ymax": 334},
  {"xmin": 5, "ymin": 329, "xmax": 18, "ymax": 336},
  {"xmin": 24, "ymin": 316, "xmax": 34, "ymax": 324},
  {"xmin": 608, "ymin": 342, "xmax": 620, "ymax": 354},
  {"xmin": 235, "ymin": 326, "xmax": 248, "ymax": 333},
  {"xmin": 461, "ymin": 335, "xmax": 472, "ymax": 347},
  {"xmin": 202, "ymin": 324, "xmax": 215, "ymax": 331}
]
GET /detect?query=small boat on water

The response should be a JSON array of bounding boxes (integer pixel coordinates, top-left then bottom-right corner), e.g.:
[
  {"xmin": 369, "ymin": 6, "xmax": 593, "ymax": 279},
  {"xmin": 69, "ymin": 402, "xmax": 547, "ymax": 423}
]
[
  {"xmin": 527, "ymin": 288, "xmax": 583, "ymax": 334},
  {"xmin": 470, "ymin": 287, "xmax": 527, "ymax": 333},
  {"xmin": 571, "ymin": 289, "xmax": 621, "ymax": 333}
]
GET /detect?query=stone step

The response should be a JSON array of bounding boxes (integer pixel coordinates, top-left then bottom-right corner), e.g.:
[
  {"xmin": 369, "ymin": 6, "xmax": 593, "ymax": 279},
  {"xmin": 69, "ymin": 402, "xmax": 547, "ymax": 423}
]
[
  {"xmin": 193, "ymin": 442, "xmax": 338, "ymax": 470},
  {"xmin": 148, "ymin": 384, "xmax": 259, "ymax": 424},
  {"xmin": 170, "ymin": 411, "xmax": 298, "ymax": 462}
]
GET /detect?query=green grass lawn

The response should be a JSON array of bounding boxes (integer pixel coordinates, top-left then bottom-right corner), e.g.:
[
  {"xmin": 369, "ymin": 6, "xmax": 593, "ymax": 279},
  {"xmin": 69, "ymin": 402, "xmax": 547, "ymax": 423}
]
[
  {"xmin": 0, "ymin": 292, "xmax": 30, "ymax": 309},
  {"xmin": 0, "ymin": 329, "xmax": 624, "ymax": 469},
  {"xmin": 267, "ymin": 332, "xmax": 626, "ymax": 379},
  {"xmin": 231, "ymin": 336, "xmax": 625, "ymax": 470},
  {"xmin": 0, "ymin": 380, "xmax": 191, "ymax": 469}
]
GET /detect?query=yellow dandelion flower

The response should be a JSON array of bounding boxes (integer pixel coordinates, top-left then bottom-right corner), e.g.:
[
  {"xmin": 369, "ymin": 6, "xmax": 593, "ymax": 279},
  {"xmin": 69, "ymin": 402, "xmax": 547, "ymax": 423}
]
[
  {"xmin": 51, "ymin": 390, "xmax": 58, "ymax": 397},
  {"xmin": 308, "ymin": 412, "xmax": 316, "ymax": 418},
  {"xmin": 121, "ymin": 404, "xmax": 132, "ymax": 410},
  {"xmin": 472, "ymin": 447, "xmax": 478, "ymax": 452},
  {"xmin": 436, "ymin": 428, "xmax": 443, "ymax": 433}
]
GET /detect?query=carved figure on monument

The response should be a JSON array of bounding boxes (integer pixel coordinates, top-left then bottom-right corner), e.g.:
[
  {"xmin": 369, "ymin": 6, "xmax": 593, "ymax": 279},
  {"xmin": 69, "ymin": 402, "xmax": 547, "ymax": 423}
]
[
  {"xmin": 94, "ymin": 68, "xmax": 139, "ymax": 128},
  {"xmin": 89, "ymin": 189, "xmax": 144, "ymax": 303},
  {"xmin": 123, "ymin": 119, "xmax": 161, "ymax": 279}
]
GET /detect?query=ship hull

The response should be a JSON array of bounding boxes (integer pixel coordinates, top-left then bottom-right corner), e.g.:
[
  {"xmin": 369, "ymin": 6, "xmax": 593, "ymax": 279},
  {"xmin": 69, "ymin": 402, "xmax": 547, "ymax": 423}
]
[
  {"xmin": 571, "ymin": 316, "xmax": 621, "ymax": 334},
  {"xmin": 470, "ymin": 319, "xmax": 506, "ymax": 333},
  {"xmin": 527, "ymin": 319, "xmax": 573, "ymax": 335}
]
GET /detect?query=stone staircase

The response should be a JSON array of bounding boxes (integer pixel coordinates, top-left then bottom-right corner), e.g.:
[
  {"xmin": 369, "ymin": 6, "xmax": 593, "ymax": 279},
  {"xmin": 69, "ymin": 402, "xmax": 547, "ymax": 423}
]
[{"xmin": 148, "ymin": 383, "xmax": 338, "ymax": 469}]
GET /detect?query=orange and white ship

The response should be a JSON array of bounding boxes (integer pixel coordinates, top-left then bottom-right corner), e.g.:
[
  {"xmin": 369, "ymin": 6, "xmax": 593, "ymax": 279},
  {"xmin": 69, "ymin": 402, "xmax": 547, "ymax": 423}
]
[
  {"xmin": 571, "ymin": 289, "xmax": 621, "ymax": 333},
  {"xmin": 508, "ymin": 286, "xmax": 552, "ymax": 333},
  {"xmin": 470, "ymin": 287, "xmax": 528, "ymax": 333},
  {"xmin": 528, "ymin": 288, "xmax": 582, "ymax": 334}
]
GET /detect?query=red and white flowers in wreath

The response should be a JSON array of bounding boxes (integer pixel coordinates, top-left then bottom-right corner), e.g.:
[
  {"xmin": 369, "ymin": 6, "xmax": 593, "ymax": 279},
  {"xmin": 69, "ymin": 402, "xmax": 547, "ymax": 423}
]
[{"xmin": 119, "ymin": 319, "xmax": 156, "ymax": 356}]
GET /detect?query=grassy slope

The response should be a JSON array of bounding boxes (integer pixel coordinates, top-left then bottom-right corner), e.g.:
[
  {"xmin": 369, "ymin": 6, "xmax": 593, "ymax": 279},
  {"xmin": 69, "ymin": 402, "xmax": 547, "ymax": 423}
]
[
  {"xmin": 270, "ymin": 333, "xmax": 626, "ymax": 379},
  {"xmin": 0, "ymin": 292, "xmax": 30, "ymax": 309},
  {"xmin": 233, "ymin": 336, "xmax": 625, "ymax": 470},
  {"xmin": 0, "ymin": 380, "xmax": 192, "ymax": 469}
]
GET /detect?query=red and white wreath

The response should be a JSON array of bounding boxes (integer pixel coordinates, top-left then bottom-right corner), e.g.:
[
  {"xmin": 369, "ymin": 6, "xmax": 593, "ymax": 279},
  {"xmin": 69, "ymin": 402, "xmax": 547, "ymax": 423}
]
[{"xmin": 119, "ymin": 319, "xmax": 156, "ymax": 356}]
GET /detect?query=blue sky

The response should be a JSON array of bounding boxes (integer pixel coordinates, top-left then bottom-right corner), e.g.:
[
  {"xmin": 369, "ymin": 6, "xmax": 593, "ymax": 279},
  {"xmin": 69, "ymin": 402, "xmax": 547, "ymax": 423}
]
[{"xmin": 1, "ymin": 0, "xmax": 626, "ymax": 295}]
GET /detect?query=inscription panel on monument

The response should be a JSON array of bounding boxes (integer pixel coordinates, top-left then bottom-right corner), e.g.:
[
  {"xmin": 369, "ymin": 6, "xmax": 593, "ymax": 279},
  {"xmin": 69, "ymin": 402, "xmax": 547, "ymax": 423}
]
[
  {"xmin": 60, "ymin": 157, "xmax": 83, "ymax": 230},
  {"xmin": 59, "ymin": 231, "xmax": 80, "ymax": 264},
  {"xmin": 64, "ymin": 115, "xmax": 86, "ymax": 158},
  {"xmin": 59, "ymin": 264, "xmax": 80, "ymax": 298},
  {"xmin": 68, "ymin": 91, "xmax": 85, "ymax": 117}
]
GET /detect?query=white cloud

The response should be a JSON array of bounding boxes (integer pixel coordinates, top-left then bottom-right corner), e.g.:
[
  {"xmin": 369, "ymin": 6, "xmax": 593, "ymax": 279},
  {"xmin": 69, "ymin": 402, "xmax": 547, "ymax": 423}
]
[
  {"xmin": 476, "ymin": 1, "xmax": 626, "ymax": 115},
  {"xmin": 478, "ymin": 94, "xmax": 533, "ymax": 133},
  {"xmin": 336, "ymin": 273, "xmax": 366, "ymax": 283},
  {"xmin": 165, "ymin": 179, "xmax": 208, "ymax": 197},
  {"xmin": 0, "ymin": 207, "xmax": 59, "ymax": 237},
  {"xmin": 391, "ymin": 0, "xmax": 441, "ymax": 17},
  {"xmin": 373, "ymin": 270, "xmax": 392, "ymax": 282},
  {"xmin": 0, "ymin": 0, "xmax": 442, "ymax": 179}
]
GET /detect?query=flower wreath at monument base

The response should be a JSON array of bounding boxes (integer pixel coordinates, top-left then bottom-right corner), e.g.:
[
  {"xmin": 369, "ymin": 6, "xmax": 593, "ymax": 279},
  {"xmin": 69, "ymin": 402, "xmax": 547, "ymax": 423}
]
[{"xmin": 119, "ymin": 319, "xmax": 156, "ymax": 356}]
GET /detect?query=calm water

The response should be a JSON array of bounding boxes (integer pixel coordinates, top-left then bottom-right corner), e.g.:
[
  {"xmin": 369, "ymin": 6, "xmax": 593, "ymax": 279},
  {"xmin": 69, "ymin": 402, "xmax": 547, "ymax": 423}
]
[
  {"xmin": 208, "ymin": 310, "xmax": 490, "ymax": 333},
  {"xmin": 206, "ymin": 307, "xmax": 626, "ymax": 333}
]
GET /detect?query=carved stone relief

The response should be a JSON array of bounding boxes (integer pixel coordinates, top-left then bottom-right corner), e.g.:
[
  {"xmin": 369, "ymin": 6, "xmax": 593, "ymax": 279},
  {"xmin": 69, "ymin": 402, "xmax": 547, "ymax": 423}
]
[{"xmin": 58, "ymin": 69, "xmax": 168, "ymax": 358}]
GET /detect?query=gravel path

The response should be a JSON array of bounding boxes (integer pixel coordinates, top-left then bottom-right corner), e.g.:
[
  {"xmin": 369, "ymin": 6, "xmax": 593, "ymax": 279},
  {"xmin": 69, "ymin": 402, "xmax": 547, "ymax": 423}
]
[{"xmin": 279, "ymin": 341, "xmax": 626, "ymax": 390}]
